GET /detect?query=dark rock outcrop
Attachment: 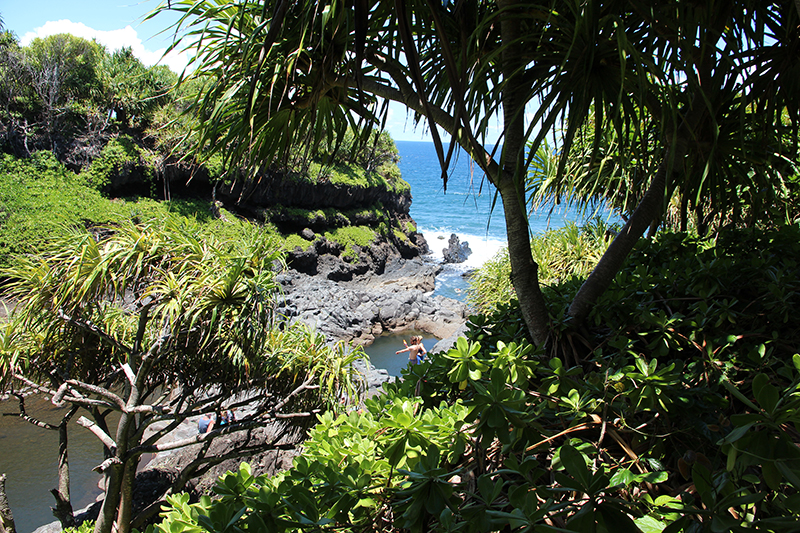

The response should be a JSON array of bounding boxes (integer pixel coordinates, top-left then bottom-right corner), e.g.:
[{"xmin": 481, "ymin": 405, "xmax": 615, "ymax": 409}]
[
  {"xmin": 276, "ymin": 257, "xmax": 467, "ymax": 345},
  {"xmin": 442, "ymin": 233, "xmax": 472, "ymax": 263}
]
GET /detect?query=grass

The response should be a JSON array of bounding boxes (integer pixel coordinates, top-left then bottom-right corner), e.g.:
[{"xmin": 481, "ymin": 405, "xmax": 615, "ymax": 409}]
[{"xmin": 0, "ymin": 151, "xmax": 413, "ymax": 272}]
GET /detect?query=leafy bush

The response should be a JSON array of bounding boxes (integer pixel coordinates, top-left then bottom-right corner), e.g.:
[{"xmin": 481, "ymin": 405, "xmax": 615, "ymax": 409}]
[
  {"xmin": 153, "ymin": 225, "xmax": 800, "ymax": 533},
  {"xmin": 79, "ymin": 135, "xmax": 155, "ymax": 191},
  {"xmin": 0, "ymin": 152, "xmax": 107, "ymax": 265}
]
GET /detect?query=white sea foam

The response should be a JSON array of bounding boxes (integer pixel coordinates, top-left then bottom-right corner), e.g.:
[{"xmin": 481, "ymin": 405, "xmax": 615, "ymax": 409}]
[{"xmin": 419, "ymin": 229, "xmax": 506, "ymax": 270}]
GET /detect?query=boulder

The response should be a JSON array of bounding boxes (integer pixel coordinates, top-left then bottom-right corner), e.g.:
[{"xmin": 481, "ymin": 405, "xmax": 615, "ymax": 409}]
[{"xmin": 442, "ymin": 234, "xmax": 472, "ymax": 263}]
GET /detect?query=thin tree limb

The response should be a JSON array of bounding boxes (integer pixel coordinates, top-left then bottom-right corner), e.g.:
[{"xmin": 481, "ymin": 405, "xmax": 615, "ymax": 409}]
[{"xmin": 77, "ymin": 416, "xmax": 118, "ymax": 451}]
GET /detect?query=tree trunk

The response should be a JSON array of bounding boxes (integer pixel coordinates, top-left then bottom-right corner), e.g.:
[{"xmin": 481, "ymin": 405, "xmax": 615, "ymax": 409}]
[
  {"xmin": 0, "ymin": 474, "xmax": 16, "ymax": 533},
  {"xmin": 495, "ymin": 0, "xmax": 551, "ymax": 345},
  {"xmin": 94, "ymin": 462, "xmax": 123, "ymax": 533},
  {"xmin": 50, "ymin": 407, "xmax": 79, "ymax": 529},
  {"xmin": 94, "ymin": 410, "xmax": 135, "ymax": 533},
  {"xmin": 498, "ymin": 176, "xmax": 551, "ymax": 345},
  {"xmin": 567, "ymin": 153, "xmax": 670, "ymax": 325},
  {"xmin": 567, "ymin": 105, "xmax": 704, "ymax": 325},
  {"xmin": 115, "ymin": 459, "xmax": 138, "ymax": 533}
]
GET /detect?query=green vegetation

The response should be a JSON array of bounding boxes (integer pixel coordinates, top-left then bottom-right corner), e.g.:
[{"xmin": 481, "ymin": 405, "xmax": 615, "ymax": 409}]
[
  {"xmin": 79, "ymin": 135, "xmax": 155, "ymax": 192},
  {"xmin": 305, "ymin": 161, "xmax": 408, "ymax": 193},
  {"xmin": 0, "ymin": 220, "xmax": 366, "ymax": 533},
  {"xmin": 0, "ymin": 152, "xmax": 108, "ymax": 262},
  {"xmin": 150, "ymin": 225, "xmax": 800, "ymax": 533},
  {"xmin": 3, "ymin": 4, "xmax": 800, "ymax": 533},
  {"xmin": 323, "ymin": 226, "xmax": 378, "ymax": 261},
  {"xmin": 0, "ymin": 153, "xmax": 265, "ymax": 269},
  {"xmin": 468, "ymin": 220, "xmax": 614, "ymax": 315}
]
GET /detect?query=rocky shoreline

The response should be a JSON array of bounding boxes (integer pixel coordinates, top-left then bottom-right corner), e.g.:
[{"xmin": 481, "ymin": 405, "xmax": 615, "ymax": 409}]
[{"xmin": 276, "ymin": 256, "xmax": 467, "ymax": 344}]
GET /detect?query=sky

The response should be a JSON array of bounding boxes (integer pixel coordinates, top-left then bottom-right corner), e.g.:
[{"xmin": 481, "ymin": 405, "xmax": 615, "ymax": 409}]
[{"xmin": 0, "ymin": 0, "xmax": 441, "ymax": 142}]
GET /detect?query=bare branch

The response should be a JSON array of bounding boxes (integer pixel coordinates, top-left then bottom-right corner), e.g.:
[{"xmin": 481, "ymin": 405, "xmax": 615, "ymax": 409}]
[
  {"xmin": 2, "ymin": 391, "xmax": 58, "ymax": 430},
  {"xmin": 12, "ymin": 374, "xmax": 57, "ymax": 396},
  {"xmin": 91, "ymin": 457, "xmax": 122, "ymax": 474},
  {"xmin": 121, "ymin": 363, "xmax": 136, "ymax": 387},
  {"xmin": 77, "ymin": 416, "xmax": 117, "ymax": 451},
  {"xmin": 60, "ymin": 380, "xmax": 125, "ymax": 410}
]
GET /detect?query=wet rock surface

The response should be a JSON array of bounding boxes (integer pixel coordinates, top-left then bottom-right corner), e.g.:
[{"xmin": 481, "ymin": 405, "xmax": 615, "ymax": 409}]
[{"xmin": 442, "ymin": 233, "xmax": 472, "ymax": 263}]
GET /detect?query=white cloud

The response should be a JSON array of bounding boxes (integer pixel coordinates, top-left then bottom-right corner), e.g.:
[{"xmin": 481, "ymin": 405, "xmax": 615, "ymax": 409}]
[{"xmin": 20, "ymin": 19, "xmax": 191, "ymax": 74}]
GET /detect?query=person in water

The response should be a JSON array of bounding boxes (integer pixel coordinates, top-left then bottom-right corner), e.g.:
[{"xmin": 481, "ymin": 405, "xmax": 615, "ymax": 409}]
[{"xmin": 396, "ymin": 335, "xmax": 427, "ymax": 365}]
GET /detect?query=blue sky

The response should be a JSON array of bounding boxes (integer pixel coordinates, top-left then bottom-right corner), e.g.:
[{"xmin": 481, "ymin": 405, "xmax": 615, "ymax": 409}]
[{"xmin": 1, "ymin": 0, "xmax": 437, "ymax": 142}]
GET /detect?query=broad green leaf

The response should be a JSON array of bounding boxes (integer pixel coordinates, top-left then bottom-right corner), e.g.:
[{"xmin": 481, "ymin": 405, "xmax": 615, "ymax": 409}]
[{"xmin": 560, "ymin": 444, "xmax": 591, "ymax": 492}]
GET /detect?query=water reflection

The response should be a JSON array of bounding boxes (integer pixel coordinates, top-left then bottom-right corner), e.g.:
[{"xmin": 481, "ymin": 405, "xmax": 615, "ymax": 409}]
[{"xmin": 0, "ymin": 394, "xmax": 105, "ymax": 533}]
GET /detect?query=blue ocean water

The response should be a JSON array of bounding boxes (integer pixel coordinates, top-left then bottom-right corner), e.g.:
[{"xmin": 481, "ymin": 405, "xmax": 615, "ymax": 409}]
[{"xmin": 395, "ymin": 141, "xmax": 600, "ymax": 299}]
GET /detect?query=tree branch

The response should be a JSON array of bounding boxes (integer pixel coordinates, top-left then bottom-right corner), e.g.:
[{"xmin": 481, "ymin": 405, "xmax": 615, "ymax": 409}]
[
  {"xmin": 56, "ymin": 308, "xmax": 131, "ymax": 354},
  {"xmin": 76, "ymin": 416, "xmax": 117, "ymax": 451},
  {"xmin": 54, "ymin": 380, "xmax": 125, "ymax": 410},
  {"xmin": 2, "ymin": 391, "xmax": 58, "ymax": 430}
]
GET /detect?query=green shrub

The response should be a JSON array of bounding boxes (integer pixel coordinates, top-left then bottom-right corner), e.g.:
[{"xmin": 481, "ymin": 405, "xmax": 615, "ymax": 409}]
[
  {"xmin": 283, "ymin": 233, "xmax": 311, "ymax": 252},
  {"xmin": 0, "ymin": 152, "xmax": 107, "ymax": 265},
  {"xmin": 0, "ymin": 154, "xmax": 278, "ymax": 269},
  {"xmin": 154, "ymin": 225, "xmax": 800, "ymax": 533},
  {"xmin": 468, "ymin": 219, "xmax": 613, "ymax": 314},
  {"xmin": 79, "ymin": 135, "xmax": 155, "ymax": 191}
]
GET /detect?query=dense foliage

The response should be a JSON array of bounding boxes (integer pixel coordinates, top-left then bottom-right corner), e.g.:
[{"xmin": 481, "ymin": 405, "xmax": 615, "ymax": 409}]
[
  {"xmin": 0, "ymin": 219, "xmax": 368, "ymax": 533},
  {"xmin": 0, "ymin": 27, "xmax": 406, "ymax": 209},
  {"xmin": 0, "ymin": 151, "xmax": 263, "ymax": 269},
  {"xmin": 149, "ymin": 225, "xmax": 800, "ymax": 532},
  {"xmin": 156, "ymin": 0, "xmax": 800, "ymax": 345}
]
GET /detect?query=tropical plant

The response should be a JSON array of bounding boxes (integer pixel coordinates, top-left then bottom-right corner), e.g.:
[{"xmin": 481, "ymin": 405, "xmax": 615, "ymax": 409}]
[
  {"xmin": 155, "ymin": 0, "xmax": 800, "ymax": 350},
  {"xmin": 97, "ymin": 47, "xmax": 175, "ymax": 129},
  {"xmin": 0, "ymin": 219, "xmax": 367, "ymax": 533},
  {"xmin": 151, "ymin": 225, "xmax": 800, "ymax": 533},
  {"xmin": 468, "ymin": 220, "xmax": 612, "ymax": 315}
]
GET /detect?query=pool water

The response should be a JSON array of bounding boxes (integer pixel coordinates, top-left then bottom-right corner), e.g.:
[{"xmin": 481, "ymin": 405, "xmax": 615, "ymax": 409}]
[{"xmin": 363, "ymin": 332, "xmax": 438, "ymax": 377}]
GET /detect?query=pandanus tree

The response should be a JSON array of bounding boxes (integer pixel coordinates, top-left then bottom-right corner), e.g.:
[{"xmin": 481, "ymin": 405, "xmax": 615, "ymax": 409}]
[
  {"xmin": 155, "ymin": 0, "xmax": 800, "ymax": 347},
  {"xmin": 0, "ymin": 219, "xmax": 365, "ymax": 533}
]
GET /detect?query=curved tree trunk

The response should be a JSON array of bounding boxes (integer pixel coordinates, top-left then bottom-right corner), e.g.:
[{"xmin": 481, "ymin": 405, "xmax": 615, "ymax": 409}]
[
  {"xmin": 496, "ymin": 0, "xmax": 551, "ymax": 345},
  {"xmin": 498, "ymin": 175, "xmax": 551, "ymax": 345},
  {"xmin": 115, "ymin": 459, "xmax": 137, "ymax": 533},
  {"xmin": 567, "ymin": 153, "xmax": 670, "ymax": 324},
  {"xmin": 94, "ymin": 410, "xmax": 135, "ymax": 533},
  {"xmin": 567, "ymin": 100, "xmax": 706, "ymax": 324}
]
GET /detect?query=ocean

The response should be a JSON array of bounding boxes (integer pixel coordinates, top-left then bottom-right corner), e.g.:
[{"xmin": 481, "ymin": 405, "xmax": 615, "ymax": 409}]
[{"xmin": 395, "ymin": 140, "xmax": 597, "ymax": 299}]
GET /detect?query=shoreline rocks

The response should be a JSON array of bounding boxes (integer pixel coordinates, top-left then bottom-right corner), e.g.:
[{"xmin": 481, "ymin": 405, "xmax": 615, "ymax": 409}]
[
  {"xmin": 442, "ymin": 233, "xmax": 472, "ymax": 264},
  {"xmin": 275, "ymin": 256, "xmax": 468, "ymax": 346}
]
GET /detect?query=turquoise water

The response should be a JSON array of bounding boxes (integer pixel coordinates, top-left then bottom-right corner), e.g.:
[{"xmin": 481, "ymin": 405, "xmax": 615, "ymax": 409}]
[{"xmin": 363, "ymin": 332, "xmax": 438, "ymax": 378}]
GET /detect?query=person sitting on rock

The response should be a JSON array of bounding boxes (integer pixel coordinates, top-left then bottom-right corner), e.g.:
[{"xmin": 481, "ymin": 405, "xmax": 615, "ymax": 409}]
[
  {"xmin": 396, "ymin": 335, "xmax": 427, "ymax": 365},
  {"xmin": 198, "ymin": 413, "xmax": 215, "ymax": 434},
  {"xmin": 220, "ymin": 409, "xmax": 236, "ymax": 426}
]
